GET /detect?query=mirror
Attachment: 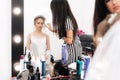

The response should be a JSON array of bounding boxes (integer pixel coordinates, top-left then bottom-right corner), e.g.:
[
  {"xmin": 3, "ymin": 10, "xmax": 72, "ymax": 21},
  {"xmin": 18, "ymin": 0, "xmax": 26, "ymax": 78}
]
[
  {"xmin": 12, "ymin": 0, "xmax": 95, "ymax": 77},
  {"xmin": 12, "ymin": 0, "xmax": 24, "ymax": 76},
  {"xmin": 24, "ymin": 0, "xmax": 63, "ymax": 61},
  {"xmin": 24, "ymin": 0, "xmax": 95, "ymax": 60}
]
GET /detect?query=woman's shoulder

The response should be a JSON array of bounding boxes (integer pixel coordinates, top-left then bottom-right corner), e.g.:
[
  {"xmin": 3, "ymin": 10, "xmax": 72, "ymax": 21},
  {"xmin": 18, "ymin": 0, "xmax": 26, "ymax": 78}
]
[
  {"xmin": 28, "ymin": 31, "xmax": 35, "ymax": 35},
  {"xmin": 27, "ymin": 31, "xmax": 36, "ymax": 39},
  {"xmin": 28, "ymin": 31, "xmax": 34, "ymax": 36},
  {"xmin": 42, "ymin": 32, "xmax": 49, "ymax": 38}
]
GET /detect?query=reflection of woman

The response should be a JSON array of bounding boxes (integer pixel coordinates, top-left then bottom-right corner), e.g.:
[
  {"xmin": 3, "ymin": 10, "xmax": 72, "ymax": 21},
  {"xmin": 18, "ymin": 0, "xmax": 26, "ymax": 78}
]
[
  {"xmin": 85, "ymin": 0, "xmax": 120, "ymax": 80},
  {"xmin": 26, "ymin": 15, "xmax": 50, "ymax": 71},
  {"xmin": 93, "ymin": 0, "xmax": 120, "ymax": 46},
  {"xmin": 48, "ymin": 0, "xmax": 82, "ymax": 64}
]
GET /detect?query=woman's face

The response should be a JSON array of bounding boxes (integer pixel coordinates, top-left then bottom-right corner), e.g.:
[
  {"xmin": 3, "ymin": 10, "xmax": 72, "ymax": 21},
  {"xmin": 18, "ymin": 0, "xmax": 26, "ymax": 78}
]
[
  {"xmin": 105, "ymin": 0, "xmax": 120, "ymax": 13},
  {"xmin": 34, "ymin": 18, "xmax": 44, "ymax": 31}
]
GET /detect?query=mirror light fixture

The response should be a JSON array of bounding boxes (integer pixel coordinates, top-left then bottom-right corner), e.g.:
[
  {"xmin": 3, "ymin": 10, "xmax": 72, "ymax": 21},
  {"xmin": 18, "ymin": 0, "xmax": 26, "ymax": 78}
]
[
  {"xmin": 13, "ymin": 7, "xmax": 21, "ymax": 15},
  {"xmin": 13, "ymin": 34, "xmax": 22, "ymax": 44},
  {"xmin": 14, "ymin": 62, "xmax": 20, "ymax": 72}
]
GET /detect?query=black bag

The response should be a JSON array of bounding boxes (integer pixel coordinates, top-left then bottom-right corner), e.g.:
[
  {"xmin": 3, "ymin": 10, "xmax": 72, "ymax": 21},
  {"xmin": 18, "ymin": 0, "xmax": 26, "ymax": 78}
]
[{"xmin": 54, "ymin": 60, "xmax": 69, "ymax": 76}]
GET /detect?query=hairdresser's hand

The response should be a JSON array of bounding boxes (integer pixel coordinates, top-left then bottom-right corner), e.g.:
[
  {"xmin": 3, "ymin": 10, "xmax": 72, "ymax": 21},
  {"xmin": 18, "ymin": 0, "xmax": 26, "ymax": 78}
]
[
  {"xmin": 45, "ymin": 23, "xmax": 53, "ymax": 32},
  {"xmin": 93, "ymin": 35, "xmax": 102, "ymax": 47}
]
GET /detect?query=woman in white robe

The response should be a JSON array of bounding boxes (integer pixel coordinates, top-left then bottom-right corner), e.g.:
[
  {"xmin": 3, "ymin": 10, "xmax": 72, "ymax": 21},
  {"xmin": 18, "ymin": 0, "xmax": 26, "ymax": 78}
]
[
  {"xmin": 85, "ymin": 15, "xmax": 120, "ymax": 80},
  {"xmin": 26, "ymin": 15, "xmax": 50, "ymax": 73},
  {"xmin": 85, "ymin": 0, "xmax": 120, "ymax": 80}
]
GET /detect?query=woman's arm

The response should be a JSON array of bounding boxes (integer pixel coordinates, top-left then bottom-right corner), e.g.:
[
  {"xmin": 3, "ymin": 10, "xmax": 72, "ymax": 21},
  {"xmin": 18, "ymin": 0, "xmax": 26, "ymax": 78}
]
[
  {"xmin": 46, "ymin": 23, "xmax": 73, "ymax": 44},
  {"xmin": 46, "ymin": 34, "xmax": 50, "ymax": 50},
  {"xmin": 45, "ymin": 34, "xmax": 50, "ymax": 60},
  {"xmin": 26, "ymin": 33, "xmax": 31, "ymax": 50},
  {"xmin": 45, "ymin": 23, "xmax": 57, "ymax": 33},
  {"xmin": 63, "ymin": 30, "xmax": 73, "ymax": 45}
]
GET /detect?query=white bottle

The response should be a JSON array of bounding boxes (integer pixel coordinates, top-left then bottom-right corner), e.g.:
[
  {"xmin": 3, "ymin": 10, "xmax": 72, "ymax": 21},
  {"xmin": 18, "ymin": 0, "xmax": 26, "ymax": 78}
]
[
  {"xmin": 24, "ymin": 50, "xmax": 30, "ymax": 69},
  {"xmin": 20, "ymin": 55, "xmax": 24, "ymax": 72}
]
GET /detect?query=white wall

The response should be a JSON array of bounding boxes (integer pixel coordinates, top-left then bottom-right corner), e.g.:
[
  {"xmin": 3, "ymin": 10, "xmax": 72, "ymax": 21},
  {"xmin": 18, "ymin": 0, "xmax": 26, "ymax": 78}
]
[
  {"xmin": 24, "ymin": 0, "xmax": 95, "ymax": 60},
  {"xmin": 0, "ymin": 0, "xmax": 11, "ymax": 79},
  {"xmin": 69, "ymin": 0, "xmax": 95, "ymax": 34}
]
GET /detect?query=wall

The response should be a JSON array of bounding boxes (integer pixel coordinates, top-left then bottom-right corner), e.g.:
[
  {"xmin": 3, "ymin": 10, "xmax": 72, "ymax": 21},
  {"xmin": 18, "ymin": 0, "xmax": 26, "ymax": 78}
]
[
  {"xmin": 0, "ymin": 0, "xmax": 11, "ymax": 79},
  {"xmin": 24, "ymin": 0, "xmax": 95, "ymax": 60},
  {"xmin": 69, "ymin": 0, "xmax": 95, "ymax": 34}
]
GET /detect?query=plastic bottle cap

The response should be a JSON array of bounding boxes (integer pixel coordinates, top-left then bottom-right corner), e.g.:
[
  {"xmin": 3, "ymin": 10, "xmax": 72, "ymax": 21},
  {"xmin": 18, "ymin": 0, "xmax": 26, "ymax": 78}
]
[
  {"xmin": 41, "ymin": 55, "xmax": 45, "ymax": 61},
  {"xmin": 62, "ymin": 44, "xmax": 66, "ymax": 47}
]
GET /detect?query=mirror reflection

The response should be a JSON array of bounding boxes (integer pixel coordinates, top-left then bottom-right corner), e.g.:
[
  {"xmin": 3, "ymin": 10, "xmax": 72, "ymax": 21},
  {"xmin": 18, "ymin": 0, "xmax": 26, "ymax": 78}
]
[
  {"xmin": 12, "ymin": 0, "xmax": 95, "ymax": 79},
  {"xmin": 24, "ymin": 0, "xmax": 95, "ymax": 60}
]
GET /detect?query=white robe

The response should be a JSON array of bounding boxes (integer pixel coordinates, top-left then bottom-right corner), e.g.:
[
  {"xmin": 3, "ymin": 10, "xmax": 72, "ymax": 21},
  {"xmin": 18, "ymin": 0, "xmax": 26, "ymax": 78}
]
[
  {"xmin": 85, "ymin": 20, "xmax": 120, "ymax": 80},
  {"xmin": 30, "ymin": 33, "xmax": 47, "ymax": 73}
]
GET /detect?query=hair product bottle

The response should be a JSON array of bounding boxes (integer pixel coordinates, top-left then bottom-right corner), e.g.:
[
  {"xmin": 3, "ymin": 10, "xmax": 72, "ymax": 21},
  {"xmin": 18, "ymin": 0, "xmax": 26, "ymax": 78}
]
[
  {"xmin": 41, "ymin": 60, "xmax": 46, "ymax": 76},
  {"xmin": 20, "ymin": 55, "xmax": 24, "ymax": 72},
  {"xmin": 35, "ymin": 67, "xmax": 40, "ymax": 80},
  {"xmin": 61, "ymin": 44, "xmax": 67, "ymax": 64}
]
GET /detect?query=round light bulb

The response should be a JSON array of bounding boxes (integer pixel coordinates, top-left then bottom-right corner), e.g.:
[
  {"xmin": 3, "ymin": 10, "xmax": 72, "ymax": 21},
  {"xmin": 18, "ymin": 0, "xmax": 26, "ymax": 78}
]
[
  {"xmin": 13, "ymin": 34, "xmax": 22, "ymax": 44},
  {"xmin": 14, "ymin": 62, "xmax": 20, "ymax": 71},
  {"xmin": 13, "ymin": 7, "xmax": 21, "ymax": 15}
]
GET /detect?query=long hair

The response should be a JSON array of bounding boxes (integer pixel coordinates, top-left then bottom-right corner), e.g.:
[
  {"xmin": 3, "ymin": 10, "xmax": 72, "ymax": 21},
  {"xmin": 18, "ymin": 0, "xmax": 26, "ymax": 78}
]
[
  {"xmin": 93, "ymin": 0, "xmax": 110, "ymax": 35},
  {"xmin": 50, "ymin": 0, "xmax": 78, "ymax": 39}
]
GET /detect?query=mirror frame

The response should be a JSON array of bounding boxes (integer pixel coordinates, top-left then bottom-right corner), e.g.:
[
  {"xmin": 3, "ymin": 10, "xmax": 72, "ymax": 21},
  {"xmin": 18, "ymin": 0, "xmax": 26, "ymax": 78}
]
[{"xmin": 11, "ymin": 0, "xmax": 24, "ymax": 76}]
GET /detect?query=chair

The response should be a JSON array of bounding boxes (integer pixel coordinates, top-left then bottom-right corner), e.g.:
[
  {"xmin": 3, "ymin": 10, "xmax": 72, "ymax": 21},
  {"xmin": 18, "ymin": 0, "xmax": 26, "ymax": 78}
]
[{"xmin": 79, "ymin": 34, "xmax": 95, "ymax": 55}]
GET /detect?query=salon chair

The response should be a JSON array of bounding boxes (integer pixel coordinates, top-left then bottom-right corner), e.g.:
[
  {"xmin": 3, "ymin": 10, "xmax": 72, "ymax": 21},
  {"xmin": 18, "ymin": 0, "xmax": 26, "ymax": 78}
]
[{"xmin": 79, "ymin": 34, "xmax": 95, "ymax": 55}]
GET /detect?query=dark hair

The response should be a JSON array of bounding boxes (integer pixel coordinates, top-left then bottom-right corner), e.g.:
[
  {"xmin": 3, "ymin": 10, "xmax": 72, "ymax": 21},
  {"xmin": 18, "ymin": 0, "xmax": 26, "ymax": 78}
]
[
  {"xmin": 93, "ymin": 0, "xmax": 110, "ymax": 35},
  {"xmin": 34, "ymin": 15, "xmax": 45, "ymax": 24},
  {"xmin": 50, "ymin": 0, "xmax": 78, "ymax": 39}
]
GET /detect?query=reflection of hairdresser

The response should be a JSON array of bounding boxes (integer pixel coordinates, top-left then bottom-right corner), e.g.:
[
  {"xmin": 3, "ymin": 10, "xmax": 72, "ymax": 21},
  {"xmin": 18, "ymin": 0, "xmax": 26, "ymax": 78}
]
[
  {"xmin": 47, "ymin": 0, "xmax": 82, "ymax": 64},
  {"xmin": 85, "ymin": 0, "xmax": 120, "ymax": 80},
  {"xmin": 26, "ymin": 15, "xmax": 50, "ymax": 72},
  {"xmin": 93, "ymin": 0, "xmax": 120, "ymax": 47}
]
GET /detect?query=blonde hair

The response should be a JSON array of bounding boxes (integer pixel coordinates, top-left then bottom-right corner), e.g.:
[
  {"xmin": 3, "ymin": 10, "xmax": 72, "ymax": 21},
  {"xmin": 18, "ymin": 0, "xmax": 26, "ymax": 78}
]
[{"xmin": 34, "ymin": 15, "xmax": 45, "ymax": 24}]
